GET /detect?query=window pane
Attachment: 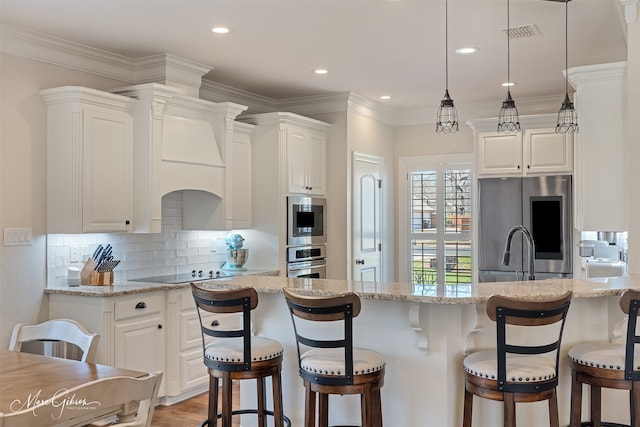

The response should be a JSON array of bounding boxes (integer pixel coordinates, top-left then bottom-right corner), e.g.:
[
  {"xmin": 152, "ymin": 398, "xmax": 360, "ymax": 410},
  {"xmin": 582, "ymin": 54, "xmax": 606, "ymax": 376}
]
[
  {"xmin": 444, "ymin": 240, "xmax": 472, "ymax": 284},
  {"xmin": 444, "ymin": 170, "xmax": 472, "ymax": 234},
  {"xmin": 411, "ymin": 171, "xmax": 436, "ymax": 232},
  {"xmin": 410, "ymin": 240, "xmax": 437, "ymax": 284}
]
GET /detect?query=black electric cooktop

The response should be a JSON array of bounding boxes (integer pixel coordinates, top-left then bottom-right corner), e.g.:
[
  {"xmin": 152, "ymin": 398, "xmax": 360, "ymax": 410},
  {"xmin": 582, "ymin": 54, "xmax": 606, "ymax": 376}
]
[{"xmin": 129, "ymin": 271, "xmax": 236, "ymax": 284}]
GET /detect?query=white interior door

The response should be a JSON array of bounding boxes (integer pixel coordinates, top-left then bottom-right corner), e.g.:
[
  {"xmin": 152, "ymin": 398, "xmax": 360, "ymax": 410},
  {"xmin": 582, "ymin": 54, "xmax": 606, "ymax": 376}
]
[{"xmin": 353, "ymin": 153, "xmax": 382, "ymax": 281}]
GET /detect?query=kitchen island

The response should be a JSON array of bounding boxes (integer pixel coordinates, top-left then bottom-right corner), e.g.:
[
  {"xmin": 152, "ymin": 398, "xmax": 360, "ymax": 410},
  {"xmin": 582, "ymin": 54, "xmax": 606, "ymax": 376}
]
[{"xmin": 46, "ymin": 275, "xmax": 640, "ymax": 426}]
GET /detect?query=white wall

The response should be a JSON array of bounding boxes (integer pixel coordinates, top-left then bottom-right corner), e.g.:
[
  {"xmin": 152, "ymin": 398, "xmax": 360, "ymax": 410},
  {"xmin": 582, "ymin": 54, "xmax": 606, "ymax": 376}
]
[
  {"xmin": 394, "ymin": 122, "xmax": 475, "ymax": 158},
  {"xmin": 306, "ymin": 111, "xmax": 350, "ymax": 279}
]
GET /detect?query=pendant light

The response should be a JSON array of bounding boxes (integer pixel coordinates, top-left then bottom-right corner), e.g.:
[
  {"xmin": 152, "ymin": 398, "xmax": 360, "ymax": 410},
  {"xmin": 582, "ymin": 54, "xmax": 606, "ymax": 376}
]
[
  {"xmin": 556, "ymin": 0, "xmax": 578, "ymax": 133},
  {"xmin": 497, "ymin": 0, "xmax": 520, "ymax": 134},
  {"xmin": 435, "ymin": 0, "xmax": 459, "ymax": 133}
]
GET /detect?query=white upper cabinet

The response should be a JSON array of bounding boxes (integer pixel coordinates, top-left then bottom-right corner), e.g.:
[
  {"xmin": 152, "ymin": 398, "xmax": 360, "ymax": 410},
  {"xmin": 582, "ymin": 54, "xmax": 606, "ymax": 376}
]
[
  {"xmin": 240, "ymin": 112, "xmax": 331, "ymax": 197},
  {"xmin": 470, "ymin": 114, "xmax": 573, "ymax": 177},
  {"xmin": 286, "ymin": 126, "xmax": 327, "ymax": 195},
  {"xmin": 43, "ymin": 84, "xmax": 250, "ymax": 233},
  {"xmin": 476, "ymin": 132, "xmax": 523, "ymax": 176},
  {"xmin": 41, "ymin": 86, "xmax": 136, "ymax": 233},
  {"xmin": 524, "ymin": 128, "xmax": 573, "ymax": 175},
  {"xmin": 569, "ymin": 62, "xmax": 627, "ymax": 232}
]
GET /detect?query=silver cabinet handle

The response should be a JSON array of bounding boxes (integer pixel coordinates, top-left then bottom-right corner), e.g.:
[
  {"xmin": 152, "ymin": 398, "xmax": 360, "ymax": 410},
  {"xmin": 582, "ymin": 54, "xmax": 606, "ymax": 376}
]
[{"xmin": 288, "ymin": 264, "xmax": 325, "ymax": 273}]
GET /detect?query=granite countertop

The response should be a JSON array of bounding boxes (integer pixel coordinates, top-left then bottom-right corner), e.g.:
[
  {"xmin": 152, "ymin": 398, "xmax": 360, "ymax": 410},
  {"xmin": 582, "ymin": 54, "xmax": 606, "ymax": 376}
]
[{"xmin": 45, "ymin": 273, "xmax": 640, "ymax": 304}]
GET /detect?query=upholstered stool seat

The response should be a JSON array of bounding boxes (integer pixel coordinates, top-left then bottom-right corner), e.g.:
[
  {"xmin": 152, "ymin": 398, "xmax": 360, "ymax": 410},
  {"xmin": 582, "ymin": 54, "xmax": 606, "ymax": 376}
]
[
  {"xmin": 464, "ymin": 351, "xmax": 557, "ymax": 383},
  {"xmin": 462, "ymin": 292, "xmax": 573, "ymax": 427},
  {"xmin": 283, "ymin": 288, "xmax": 386, "ymax": 427},
  {"xmin": 205, "ymin": 336, "xmax": 284, "ymax": 364},
  {"xmin": 569, "ymin": 290, "xmax": 640, "ymax": 427},
  {"xmin": 569, "ymin": 342, "xmax": 638, "ymax": 371},
  {"xmin": 301, "ymin": 347, "xmax": 386, "ymax": 377},
  {"xmin": 192, "ymin": 283, "xmax": 290, "ymax": 427}
]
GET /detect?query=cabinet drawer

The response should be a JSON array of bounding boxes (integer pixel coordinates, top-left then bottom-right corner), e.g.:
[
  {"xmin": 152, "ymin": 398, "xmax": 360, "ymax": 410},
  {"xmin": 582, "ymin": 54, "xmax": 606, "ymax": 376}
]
[{"xmin": 115, "ymin": 294, "xmax": 163, "ymax": 321}]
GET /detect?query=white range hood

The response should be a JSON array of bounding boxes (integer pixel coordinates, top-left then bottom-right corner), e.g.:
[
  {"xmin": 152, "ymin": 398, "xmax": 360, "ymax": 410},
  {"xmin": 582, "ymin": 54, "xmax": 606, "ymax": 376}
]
[{"xmin": 111, "ymin": 83, "xmax": 247, "ymax": 233}]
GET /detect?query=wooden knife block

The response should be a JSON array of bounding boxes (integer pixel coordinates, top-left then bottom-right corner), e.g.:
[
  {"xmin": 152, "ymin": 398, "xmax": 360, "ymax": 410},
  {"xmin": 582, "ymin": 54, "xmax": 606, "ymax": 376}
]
[{"xmin": 80, "ymin": 258, "xmax": 114, "ymax": 286}]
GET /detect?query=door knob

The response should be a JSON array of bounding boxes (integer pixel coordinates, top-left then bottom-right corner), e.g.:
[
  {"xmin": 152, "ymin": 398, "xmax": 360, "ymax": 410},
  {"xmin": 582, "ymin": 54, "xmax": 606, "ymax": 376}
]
[{"xmin": 355, "ymin": 259, "xmax": 365, "ymax": 265}]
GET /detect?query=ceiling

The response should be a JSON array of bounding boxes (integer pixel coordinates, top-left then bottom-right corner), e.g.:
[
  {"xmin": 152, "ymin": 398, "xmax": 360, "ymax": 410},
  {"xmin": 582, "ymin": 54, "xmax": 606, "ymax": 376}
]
[{"xmin": 0, "ymin": 0, "xmax": 628, "ymax": 118}]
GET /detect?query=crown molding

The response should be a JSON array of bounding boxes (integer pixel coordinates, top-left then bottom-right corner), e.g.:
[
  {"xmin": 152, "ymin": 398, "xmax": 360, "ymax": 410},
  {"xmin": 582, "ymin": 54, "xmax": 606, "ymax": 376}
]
[
  {"xmin": 199, "ymin": 80, "xmax": 278, "ymax": 113},
  {"xmin": 466, "ymin": 113, "xmax": 560, "ymax": 133},
  {"xmin": 278, "ymin": 92, "xmax": 350, "ymax": 115},
  {"xmin": 132, "ymin": 53, "xmax": 212, "ymax": 97},
  {"xmin": 620, "ymin": 0, "xmax": 638, "ymax": 23},
  {"xmin": 0, "ymin": 24, "xmax": 136, "ymax": 83},
  {"xmin": 0, "ymin": 24, "xmax": 577, "ymax": 127},
  {"xmin": 568, "ymin": 62, "xmax": 627, "ymax": 87}
]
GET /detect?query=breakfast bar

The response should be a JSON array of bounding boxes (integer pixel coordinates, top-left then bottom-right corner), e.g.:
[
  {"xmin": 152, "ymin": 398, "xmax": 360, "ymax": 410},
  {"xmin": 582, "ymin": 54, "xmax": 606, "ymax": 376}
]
[{"xmin": 46, "ymin": 274, "xmax": 640, "ymax": 426}]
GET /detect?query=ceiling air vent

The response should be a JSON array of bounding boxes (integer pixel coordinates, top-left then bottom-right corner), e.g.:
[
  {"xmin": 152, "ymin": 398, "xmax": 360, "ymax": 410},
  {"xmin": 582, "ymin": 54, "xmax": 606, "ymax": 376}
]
[{"xmin": 503, "ymin": 24, "xmax": 540, "ymax": 39}]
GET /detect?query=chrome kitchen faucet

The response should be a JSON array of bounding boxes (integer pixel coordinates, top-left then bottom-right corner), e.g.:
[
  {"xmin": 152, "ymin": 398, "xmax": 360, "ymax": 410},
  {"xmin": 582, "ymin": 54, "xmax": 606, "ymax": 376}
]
[{"xmin": 503, "ymin": 225, "xmax": 536, "ymax": 281}]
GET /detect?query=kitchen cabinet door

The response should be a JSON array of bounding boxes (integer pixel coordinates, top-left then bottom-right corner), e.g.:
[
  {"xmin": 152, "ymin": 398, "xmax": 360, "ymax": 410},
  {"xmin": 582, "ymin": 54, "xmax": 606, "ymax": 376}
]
[
  {"xmin": 114, "ymin": 293, "xmax": 165, "ymax": 398},
  {"xmin": 81, "ymin": 108, "xmax": 133, "ymax": 232},
  {"xmin": 525, "ymin": 128, "xmax": 573, "ymax": 175},
  {"xmin": 476, "ymin": 132, "xmax": 523, "ymax": 176},
  {"xmin": 42, "ymin": 86, "xmax": 135, "ymax": 233},
  {"xmin": 287, "ymin": 127, "xmax": 327, "ymax": 195}
]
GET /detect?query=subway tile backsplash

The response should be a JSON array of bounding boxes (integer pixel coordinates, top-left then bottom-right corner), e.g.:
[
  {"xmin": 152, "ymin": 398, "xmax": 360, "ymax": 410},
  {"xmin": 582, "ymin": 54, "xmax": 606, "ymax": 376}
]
[{"xmin": 46, "ymin": 192, "xmax": 229, "ymax": 287}]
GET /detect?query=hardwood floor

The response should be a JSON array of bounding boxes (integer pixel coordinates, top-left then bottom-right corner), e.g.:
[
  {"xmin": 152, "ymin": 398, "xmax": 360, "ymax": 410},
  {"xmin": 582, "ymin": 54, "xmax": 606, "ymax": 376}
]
[{"xmin": 151, "ymin": 383, "xmax": 240, "ymax": 427}]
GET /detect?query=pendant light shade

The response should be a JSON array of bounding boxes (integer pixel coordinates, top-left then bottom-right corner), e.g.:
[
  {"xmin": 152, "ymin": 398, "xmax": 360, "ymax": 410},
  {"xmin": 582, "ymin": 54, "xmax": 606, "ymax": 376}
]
[
  {"xmin": 498, "ymin": 90, "xmax": 520, "ymax": 133},
  {"xmin": 497, "ymin": 0, "xmax": 520, "ymax": 134},
  {"xmin": 436, "ymin": 0, "xmax": 459, "ymax": 133},
  {"xmin": 556, "ymin": 0, "xmax": 578, "ymax": 133}
]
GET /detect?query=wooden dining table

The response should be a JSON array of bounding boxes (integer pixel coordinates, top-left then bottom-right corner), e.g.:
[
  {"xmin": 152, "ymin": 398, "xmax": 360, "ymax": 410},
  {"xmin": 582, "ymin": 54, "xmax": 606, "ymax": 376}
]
[{"xmin": 0, "ymin": 348, "xmax": 148, "ymax": 423}]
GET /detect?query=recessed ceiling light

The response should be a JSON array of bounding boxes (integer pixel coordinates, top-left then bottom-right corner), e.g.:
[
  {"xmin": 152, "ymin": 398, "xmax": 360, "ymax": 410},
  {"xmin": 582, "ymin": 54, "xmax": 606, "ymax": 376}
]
[
  {"xmin": 314, "ymin": 69, "xmax": 328, "ymax": 75},
  {"xmin": 501, "ymin": 82, "xmax": 517, "ymax": 87},
  {"xmin": 455, "ymin": 47, "xmax": 478, "ymax": 54},
  {"xmin": 379, "ymin": 95, "xmax": 392, "ymax": 100},
  {"xmin": 211, "ymin": 27, "xmax": 230, "ymax": 34}
]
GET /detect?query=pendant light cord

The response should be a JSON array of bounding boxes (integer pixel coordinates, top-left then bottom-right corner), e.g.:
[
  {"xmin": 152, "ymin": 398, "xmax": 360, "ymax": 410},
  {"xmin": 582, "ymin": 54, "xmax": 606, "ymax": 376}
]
[
  {"xmin": 507, "ymin": 0, "xmax": 510, "ymax": 91},
  {"xmin": 564, "ymin": 0, "xmax": 568, "ymax": 95},
  {"xmin": 445, "ymin": 0, "xmax": 449, "ymax": 91}
]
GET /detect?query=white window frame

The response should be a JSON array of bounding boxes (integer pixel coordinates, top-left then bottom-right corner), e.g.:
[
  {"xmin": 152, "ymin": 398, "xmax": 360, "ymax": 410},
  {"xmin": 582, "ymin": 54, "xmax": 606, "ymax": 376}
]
[{"xmin": 397, "ymin": 154, "xmax": 474, "ymax": 284}]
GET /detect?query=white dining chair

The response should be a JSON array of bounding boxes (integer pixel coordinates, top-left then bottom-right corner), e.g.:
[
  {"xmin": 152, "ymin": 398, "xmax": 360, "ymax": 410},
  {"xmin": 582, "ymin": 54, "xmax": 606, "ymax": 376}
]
[
  {"xmin": 0, "ymin": 371, "xmax": 162, "ymax": 427},
  {"xmin": 8, "ymin": 318, "xmax": 100, "ymax": 363}
]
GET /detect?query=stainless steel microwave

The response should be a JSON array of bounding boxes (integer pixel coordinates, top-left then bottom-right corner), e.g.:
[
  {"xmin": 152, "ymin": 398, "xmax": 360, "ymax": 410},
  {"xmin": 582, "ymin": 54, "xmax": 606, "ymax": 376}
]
[{"xmin": 287, "ymin": 196, "xmax": 326, "ymax": 245}]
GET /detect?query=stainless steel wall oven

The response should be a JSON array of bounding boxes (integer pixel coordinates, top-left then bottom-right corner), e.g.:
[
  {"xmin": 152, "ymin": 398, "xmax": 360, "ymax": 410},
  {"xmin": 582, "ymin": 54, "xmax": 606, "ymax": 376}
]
[{"xmin": 286, "ymin": 245, "xmax": 326, "ymax": 278}]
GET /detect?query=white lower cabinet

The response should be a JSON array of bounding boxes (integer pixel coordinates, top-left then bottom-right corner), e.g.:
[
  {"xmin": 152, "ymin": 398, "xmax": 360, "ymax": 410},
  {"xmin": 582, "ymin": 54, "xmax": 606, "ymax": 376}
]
[
  {"xmin": 48, "ymin": 288, "xmax": 242, "ymax": 403},
  {"xmin": 165, "ymin": 288, "xmax": 209, "ymax": 397},
  {"xmin": 166, "ymin": 288, "xmax": 242, "ymax": 401},
  {"xmin": 48, "ymin": 292, "xmax": 166, "ymax": 397},
  {"xmin": 113, "ymin": 294, "xmax": 165, "ymax": 378}
]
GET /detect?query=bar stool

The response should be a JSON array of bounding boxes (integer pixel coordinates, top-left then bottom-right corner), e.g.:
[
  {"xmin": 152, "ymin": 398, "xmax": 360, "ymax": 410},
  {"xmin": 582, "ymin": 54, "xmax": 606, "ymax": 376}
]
[
  {"xmin": 568, "ymin": 289, "xmax": 640, "ymax": 427},
  {"xmin": 283, "ymin": 287, "xmax": 386, "ymax": 427},
  {"xmin": 462, "ymin": 291, "xmax": 573, "ymax": 427},
  {"xmin": 191, "ymin": 283, "xmax": 291, "ymax": 427}
]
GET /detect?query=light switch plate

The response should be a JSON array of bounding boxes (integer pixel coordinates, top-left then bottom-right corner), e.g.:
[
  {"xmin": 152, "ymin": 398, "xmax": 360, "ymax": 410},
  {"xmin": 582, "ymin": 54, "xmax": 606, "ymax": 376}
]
[{"xmin": 3, "ymin": 227, "xmax": 33, "ymax": 246}]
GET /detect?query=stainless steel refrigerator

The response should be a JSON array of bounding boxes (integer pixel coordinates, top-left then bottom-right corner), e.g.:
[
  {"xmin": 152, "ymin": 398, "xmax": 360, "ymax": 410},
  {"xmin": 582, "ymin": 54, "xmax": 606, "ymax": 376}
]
[{"xmin": 477, "ymin": 175, "xmax": 573, "ymax": 282}]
